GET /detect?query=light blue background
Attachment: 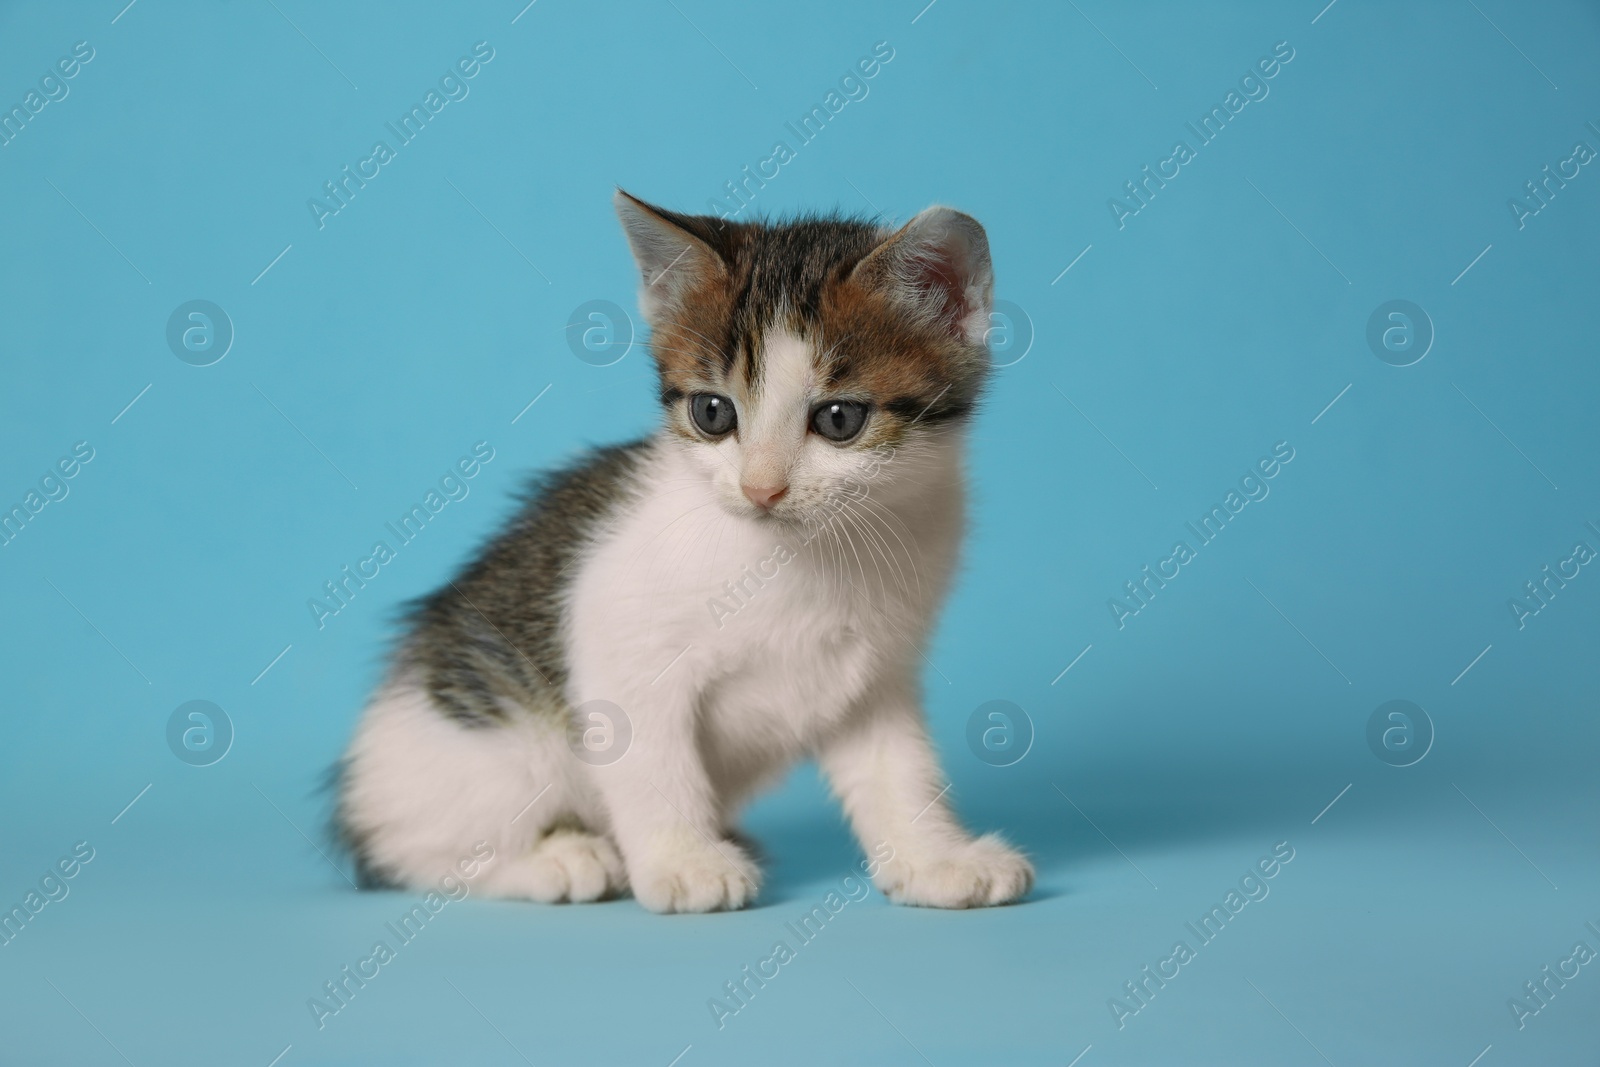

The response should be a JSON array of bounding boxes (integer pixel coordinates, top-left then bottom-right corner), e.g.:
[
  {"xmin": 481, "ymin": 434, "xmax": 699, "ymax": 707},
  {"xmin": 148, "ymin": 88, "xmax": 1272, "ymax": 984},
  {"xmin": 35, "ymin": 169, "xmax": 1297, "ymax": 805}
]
[{"xmin": 2, "ymin": 1, "xmax": 1597, "ymax": 1064}]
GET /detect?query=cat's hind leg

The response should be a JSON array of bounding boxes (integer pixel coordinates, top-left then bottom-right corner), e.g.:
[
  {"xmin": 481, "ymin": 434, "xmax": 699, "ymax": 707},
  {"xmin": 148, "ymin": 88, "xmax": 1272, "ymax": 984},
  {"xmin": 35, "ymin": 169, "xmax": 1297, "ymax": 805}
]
[
  {"xmin": 477, "ymin": 828, "xmax": 626, "ymax": 902},
  {"xmin": 337, "ymin": 679, "xmax": 624, "ymax": 902}
]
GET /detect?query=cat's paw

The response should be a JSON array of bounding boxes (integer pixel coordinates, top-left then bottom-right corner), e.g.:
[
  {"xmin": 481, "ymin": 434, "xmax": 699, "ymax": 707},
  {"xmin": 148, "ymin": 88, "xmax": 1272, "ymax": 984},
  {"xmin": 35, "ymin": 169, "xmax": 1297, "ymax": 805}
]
[
  {"xmin": 493, "ymin": 830, "xmax": 627, "ymax": 903},
  {"xmin": 879, "ymin": 834, "xmax": 1034, "ymax": 909},
  {"xmin": 631, "ymin": 832, "xmax": 761, "ymax": 914}
]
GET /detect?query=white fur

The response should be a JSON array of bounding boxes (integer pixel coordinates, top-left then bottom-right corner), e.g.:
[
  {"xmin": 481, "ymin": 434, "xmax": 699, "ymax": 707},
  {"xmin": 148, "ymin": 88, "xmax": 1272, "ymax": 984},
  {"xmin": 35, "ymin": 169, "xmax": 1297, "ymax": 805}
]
[{"xmin": 342, "ymin": 329, "xmax": 1032, "ymax": 911}]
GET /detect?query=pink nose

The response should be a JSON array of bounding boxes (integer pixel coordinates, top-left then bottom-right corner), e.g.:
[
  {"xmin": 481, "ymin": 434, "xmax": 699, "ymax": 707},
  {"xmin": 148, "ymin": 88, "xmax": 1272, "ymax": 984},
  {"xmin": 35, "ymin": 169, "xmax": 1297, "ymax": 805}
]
[{"xmin": 742, "ymin": 483, "xmax": 788, "ymax": 509}]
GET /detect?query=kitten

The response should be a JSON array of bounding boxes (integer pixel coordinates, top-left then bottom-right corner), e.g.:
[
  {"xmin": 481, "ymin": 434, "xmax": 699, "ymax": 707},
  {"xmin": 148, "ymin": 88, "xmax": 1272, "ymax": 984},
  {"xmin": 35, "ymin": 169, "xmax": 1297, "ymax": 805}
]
[{"xmin": 335, "ymin": 191, "xmax": 1033, "ymax": 912}]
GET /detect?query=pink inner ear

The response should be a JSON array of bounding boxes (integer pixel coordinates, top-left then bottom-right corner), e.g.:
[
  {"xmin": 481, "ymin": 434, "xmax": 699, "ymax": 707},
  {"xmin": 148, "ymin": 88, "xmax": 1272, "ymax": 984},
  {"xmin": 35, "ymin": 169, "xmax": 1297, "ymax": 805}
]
[{"xmin": 908, "ymin": 243, "xmax": 971, "ymax": 334}]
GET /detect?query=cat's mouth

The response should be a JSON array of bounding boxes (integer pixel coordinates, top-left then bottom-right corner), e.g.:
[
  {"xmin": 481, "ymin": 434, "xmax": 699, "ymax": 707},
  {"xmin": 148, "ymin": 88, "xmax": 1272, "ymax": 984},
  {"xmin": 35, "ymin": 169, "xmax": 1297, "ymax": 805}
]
[
  {"xmin": 721, "ymin": 491, "xmax": 808, "ymax": 525},
  {"xmin": 734, "ymin": 499, "xmax": 793, "ymax": 523}
]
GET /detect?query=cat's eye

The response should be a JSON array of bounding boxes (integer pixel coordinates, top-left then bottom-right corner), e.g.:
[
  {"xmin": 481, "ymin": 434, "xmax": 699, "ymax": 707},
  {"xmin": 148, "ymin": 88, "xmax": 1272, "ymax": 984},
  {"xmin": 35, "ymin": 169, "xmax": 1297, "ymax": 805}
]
[
  {"xmin": 689, "ymin": 394, "xmax": 737, "ymax": 437},
  {"xmin": 811, "ymin": 400, "xmax": 869, "ymax": 442}
]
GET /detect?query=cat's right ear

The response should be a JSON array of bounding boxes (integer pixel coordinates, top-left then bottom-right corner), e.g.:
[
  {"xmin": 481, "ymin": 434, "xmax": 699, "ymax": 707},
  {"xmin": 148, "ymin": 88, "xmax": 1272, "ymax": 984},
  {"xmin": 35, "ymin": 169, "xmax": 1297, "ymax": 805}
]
[{"xmin": 614, "ymin": 190, "xmax": 726, "ymax": 323}]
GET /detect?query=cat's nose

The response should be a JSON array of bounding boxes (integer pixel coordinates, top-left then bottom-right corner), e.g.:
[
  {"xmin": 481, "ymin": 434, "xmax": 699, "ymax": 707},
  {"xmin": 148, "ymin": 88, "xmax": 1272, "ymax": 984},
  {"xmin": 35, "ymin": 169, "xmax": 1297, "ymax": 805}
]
[{"xmin": 741, "ymin": 482, "xmax": 788, "ymax": 509}]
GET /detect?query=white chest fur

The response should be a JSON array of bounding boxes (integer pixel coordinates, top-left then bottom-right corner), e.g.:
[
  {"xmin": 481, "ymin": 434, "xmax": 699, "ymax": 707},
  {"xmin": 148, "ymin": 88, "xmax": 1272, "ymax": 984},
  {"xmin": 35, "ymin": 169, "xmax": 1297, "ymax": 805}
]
[{"xmin": 564, "ymin": 436, "xmax": 963, "ymax": 776}]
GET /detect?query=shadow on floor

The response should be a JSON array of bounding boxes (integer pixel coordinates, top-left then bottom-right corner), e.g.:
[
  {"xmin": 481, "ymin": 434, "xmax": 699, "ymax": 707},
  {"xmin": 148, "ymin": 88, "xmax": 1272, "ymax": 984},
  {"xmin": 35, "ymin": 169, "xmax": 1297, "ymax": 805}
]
[{"xmin": 738, "ymin": 746, "xmax": 1421, "ymax": 907}]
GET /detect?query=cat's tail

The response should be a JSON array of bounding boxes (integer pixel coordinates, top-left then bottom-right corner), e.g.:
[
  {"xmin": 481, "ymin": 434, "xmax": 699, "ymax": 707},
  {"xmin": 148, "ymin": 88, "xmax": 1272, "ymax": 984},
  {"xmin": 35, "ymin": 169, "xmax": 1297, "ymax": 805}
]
[{"xmin": 322, "ymin": 756, "xmax": 401, "ymax": 890}]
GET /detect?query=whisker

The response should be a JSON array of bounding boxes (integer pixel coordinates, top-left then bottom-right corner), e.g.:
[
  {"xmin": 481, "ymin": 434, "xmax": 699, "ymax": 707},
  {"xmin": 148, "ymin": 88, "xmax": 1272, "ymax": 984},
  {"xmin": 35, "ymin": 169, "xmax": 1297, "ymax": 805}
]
[
  {"xmin": 843, "ymin": 505, "xmax": 890, "ymax": 603},
  {"xmin": 851, "ymin": 495, "xmax": 923, "ymax": 597},
  {"xmin": 839, "ymin": 500, "xmax": 902, "ymax": 601}
]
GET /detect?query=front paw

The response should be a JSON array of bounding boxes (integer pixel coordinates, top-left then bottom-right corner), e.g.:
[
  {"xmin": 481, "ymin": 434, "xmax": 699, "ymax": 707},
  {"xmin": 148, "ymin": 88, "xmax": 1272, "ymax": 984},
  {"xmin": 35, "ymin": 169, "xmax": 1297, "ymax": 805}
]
[
  {"xmin": 880, "ymin": 834, "xmax": 1034, "ymax": 909},
  {"xmin": 631, "ymin": 831, "xmax": 762, "ymax": 914}
]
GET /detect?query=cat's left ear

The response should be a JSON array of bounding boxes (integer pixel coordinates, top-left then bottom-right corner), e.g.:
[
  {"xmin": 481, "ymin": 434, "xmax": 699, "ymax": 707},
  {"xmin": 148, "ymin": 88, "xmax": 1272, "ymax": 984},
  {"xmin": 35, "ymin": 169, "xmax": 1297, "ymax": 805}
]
[
  {"xmin": 613, "ymin": 190, "xmax": 727, "ymax": 324},
  {"xmin": 849, "ymin": 206, "xmax": 993, "ymax": 348}
]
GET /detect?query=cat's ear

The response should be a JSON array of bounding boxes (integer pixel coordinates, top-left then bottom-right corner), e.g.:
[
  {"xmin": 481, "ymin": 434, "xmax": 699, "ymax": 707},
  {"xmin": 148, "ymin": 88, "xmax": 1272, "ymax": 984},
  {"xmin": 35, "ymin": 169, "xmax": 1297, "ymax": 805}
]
[
  {"xmin": 614, "ymin": 190, "xmax": 726, "ymax": 323},
  {"xmin": 849, "ymin": 206, "xmax": 993, "ymax": 347}
]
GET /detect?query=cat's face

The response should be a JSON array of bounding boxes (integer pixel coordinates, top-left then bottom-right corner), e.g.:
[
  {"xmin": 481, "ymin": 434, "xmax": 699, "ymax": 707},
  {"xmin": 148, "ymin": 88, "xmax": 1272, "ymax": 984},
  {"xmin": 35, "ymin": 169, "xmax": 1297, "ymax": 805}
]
[{"xmin": 615, "ymin": 192, "xmax": 994, "ymax": 524}]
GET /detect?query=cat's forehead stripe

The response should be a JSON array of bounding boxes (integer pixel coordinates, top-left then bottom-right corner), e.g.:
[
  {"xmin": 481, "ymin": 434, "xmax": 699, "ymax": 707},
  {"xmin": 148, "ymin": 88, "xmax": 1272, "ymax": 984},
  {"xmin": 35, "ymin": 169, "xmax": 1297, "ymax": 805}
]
[{"xmin": 653, "ymin": 212, "xmax": 984, "ymax": 426}]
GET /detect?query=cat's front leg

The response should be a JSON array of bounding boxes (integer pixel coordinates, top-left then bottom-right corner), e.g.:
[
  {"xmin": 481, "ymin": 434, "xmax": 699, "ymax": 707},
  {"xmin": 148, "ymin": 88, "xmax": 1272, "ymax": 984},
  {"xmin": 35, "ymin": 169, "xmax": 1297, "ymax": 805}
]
[
  {"xmin": 820, "ymin": 675, "xmax": 1033, "ymax": 908},
  {"xmin": 577, "ymin": 671, "xmax": 760, "ymax": 913}
]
